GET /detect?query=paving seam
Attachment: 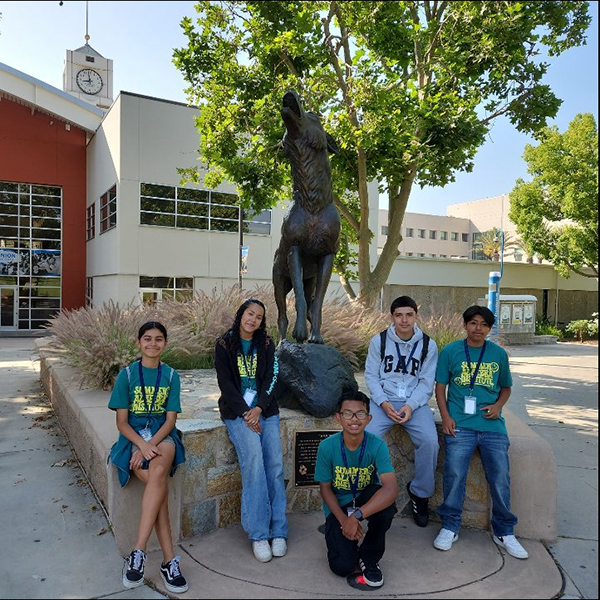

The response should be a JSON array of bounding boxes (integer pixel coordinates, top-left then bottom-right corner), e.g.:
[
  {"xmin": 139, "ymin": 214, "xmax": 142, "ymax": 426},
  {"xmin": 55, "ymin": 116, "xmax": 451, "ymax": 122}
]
[{"xmin": 177, "ymin": 541, "xmax": 507, "ymax": 598}]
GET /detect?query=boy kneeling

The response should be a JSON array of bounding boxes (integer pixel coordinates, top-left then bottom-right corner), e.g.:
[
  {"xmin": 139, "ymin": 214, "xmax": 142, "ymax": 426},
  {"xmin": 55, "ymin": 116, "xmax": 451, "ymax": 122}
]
[{"xmin": 315, "ymin": 391, "xmax": 398, "ymax": 589}]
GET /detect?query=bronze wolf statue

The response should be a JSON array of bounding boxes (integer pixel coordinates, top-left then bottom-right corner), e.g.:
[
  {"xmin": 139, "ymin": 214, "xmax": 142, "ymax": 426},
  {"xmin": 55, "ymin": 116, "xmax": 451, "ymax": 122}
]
[{"xmin": 273, "ymin": 90, "xmax": 341, "ymax": 344}]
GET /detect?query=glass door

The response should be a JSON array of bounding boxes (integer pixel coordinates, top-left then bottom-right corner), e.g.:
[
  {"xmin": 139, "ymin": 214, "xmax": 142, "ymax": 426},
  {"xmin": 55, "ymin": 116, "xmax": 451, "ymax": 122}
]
[{"xmin": 0, "ymin": 286, "xmax": 18, "ymax": 329}]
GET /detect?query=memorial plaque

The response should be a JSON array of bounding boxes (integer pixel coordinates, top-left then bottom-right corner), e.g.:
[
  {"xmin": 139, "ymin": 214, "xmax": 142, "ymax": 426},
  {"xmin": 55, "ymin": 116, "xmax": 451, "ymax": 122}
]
[{"xmin": 293, "ymin": 429, "xmax": 339, "ymax": 488}]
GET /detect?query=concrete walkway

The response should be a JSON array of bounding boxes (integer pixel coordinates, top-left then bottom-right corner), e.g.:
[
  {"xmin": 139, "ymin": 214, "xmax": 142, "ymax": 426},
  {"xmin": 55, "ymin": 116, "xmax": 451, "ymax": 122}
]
[{"xmin": 0, "ymin": 338, "xmax": 597, "ymax": 599}]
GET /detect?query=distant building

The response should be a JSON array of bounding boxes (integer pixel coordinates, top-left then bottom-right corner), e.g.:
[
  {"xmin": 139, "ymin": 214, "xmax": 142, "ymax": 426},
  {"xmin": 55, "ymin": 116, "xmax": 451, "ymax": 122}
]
[{"xmin": 379, "ymin": 194, "xmax": 535, "ymax": 263}]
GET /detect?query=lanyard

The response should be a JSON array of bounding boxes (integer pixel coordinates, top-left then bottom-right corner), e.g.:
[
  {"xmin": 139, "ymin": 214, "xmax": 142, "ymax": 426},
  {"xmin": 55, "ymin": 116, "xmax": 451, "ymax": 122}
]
[
  {"xmin": 138, "ymin": 360, "xmax": 162, "ymax": 414},
  {"xmin": 240, "ymin": 347, "xmax": 257, "ymax": 390},
  {"xmin": 394, "ymin": 340, "xmax": 420, "ymax": 375},
  {"xmin": 464, "ymin": 340, "xmax": 486, "ymax": 393},
  {"xmin": 340, "ymin": 434, "xmax": 367, "ymax": 507}
]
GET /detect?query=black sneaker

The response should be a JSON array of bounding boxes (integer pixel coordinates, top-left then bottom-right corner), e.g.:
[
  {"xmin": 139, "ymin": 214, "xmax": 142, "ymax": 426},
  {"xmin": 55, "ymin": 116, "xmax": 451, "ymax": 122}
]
[
  {"xmin": 123, "ymin": 548, "xmax": 146, "ymax": 589},
  {"xmin": 407, "ymin": 482, "xmax": 429, "ymax": 528},
  {"xmin": 160, "ymin": 555, "xmax": 189, "ymax": 594},
  {"xmin": 359, "ymin": 558, "xmax": 384, "ymax": 588}
]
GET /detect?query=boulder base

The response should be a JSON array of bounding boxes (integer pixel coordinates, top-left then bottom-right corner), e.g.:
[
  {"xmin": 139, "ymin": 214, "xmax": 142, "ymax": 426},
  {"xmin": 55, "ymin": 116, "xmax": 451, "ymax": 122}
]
[{"xmin": 275, "ymin": 341, "xmax": 358, "ymax": 417}]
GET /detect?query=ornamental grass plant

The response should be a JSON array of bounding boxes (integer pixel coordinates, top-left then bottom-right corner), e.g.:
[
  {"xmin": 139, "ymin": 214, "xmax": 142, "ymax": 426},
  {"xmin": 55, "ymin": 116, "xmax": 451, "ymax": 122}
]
[{"xmin": 47, "ymin": 286, "xmax": 390, "ymax": 389}]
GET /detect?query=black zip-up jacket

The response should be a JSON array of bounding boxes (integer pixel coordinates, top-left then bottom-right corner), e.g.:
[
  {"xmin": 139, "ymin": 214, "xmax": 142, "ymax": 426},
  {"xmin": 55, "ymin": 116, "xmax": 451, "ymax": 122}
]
[{"xmin": 215, "ymin": 331, "xmax": 279, "ymax": 420}]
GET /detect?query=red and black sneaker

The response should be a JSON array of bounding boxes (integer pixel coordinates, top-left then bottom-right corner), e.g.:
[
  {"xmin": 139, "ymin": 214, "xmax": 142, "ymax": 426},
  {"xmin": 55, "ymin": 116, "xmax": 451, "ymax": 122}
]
[
  {"xmin": 347, "ymin": 572, "xmax": 380, "ymax": 591},
  {"xmin": 358, "ymin": 558, "xmax": 384, "ymax": 587}
]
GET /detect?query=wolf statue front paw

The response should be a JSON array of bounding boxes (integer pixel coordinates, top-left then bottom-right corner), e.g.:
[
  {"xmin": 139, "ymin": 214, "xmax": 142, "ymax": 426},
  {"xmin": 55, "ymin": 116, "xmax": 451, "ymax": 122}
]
[
  {"xmin": 308, "ymin": 333, "xmax": 324, "ymax": 344},
  {"xmin": 293, "ymin": 322, "xmax": 308, "ymax": 343}
]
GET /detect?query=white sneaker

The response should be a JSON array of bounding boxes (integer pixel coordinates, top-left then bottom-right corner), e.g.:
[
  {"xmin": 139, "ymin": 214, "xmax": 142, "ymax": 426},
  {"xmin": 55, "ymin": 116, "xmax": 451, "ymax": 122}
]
[
  {"xmin": 433, "ymin": 528, "xmax": 459, "ymax": 551},
  {"xmin": 493, "ymin": 535, "xmax": 529, "ymax": 559},
  {"xmin": 271, "ymin": 538, "xmax": 287, "ymax": 557},
  {"xmin": 252, "ymin": 540, "xmax": 273, "ymax": 562}
]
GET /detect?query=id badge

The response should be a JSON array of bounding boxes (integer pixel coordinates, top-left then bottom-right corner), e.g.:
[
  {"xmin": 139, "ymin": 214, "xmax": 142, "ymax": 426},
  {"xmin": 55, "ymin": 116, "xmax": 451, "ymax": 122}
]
[
  {"xmin": 347, "ymin": 507, "xmax": 357, "ymax": 517},
  {"xmin": 138, "ymin": 427, "xmax": 152, "ymax": 442},
  {"xmin": 243, "ymin": 389, "xmax": 257, "ymax": 407},
  {"xmin": 464, "ymin": 396, "xmax": 477, "ymax": 415},
  {"xmin": 398, "ymin": 383, "xmax": 407, "ymax": 399}
]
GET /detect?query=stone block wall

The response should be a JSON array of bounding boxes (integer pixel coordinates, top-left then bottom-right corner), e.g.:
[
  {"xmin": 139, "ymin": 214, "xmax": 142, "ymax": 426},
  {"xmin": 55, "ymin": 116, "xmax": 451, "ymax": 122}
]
[
  {"xmin": 38, "ymin": 342, "xmax": 556, "ymax": 546},
  {"xmin": 179, "ymin": 411, "xmax": 494, "ymax": 538}
]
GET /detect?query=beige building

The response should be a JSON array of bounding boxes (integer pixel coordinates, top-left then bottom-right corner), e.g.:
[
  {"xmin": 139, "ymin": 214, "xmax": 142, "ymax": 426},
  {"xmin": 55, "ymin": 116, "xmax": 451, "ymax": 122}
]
[
  {"xmin": 379, "ymin": 194, "xmax": 534, "ymax": 263},
  {"xmin": 378, "ymin": 210, "xmax": 472, "ymax": 259}
]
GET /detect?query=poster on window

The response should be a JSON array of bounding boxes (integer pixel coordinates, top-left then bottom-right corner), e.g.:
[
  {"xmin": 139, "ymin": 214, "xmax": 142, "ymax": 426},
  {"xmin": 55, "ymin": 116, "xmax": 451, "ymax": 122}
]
[
  {"xmin": 0, "ymin": 249, "xmax": 18, "ymax": 276},
  {"xmin": 512, "ymin": 304, "xmax": 523, "ymax": 325},
  {"xmin": 31, "ymin": 250, "xmax": 61, "ymax": 276},
  {"xmin": 0, "ymin": 249, "xmax": 29, "ymax": 276},
  {"xmin": 524, "ymin": 304, "xmax": 534, "ymax": 325},
  {"xmin": 500, "ymin": 304, "xmax": 511, "ymax": 325}
]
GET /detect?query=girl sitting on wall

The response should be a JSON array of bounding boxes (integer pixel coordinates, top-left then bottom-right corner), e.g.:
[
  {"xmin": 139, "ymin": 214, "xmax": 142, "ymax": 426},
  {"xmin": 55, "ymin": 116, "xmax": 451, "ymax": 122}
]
[
  {"xmin": 215, "ymin": 299, "xmax": 288, "ymax": 562},
  {"xmin": 108, "ymin": 321, "xmax": 188, "ymax": 593}
]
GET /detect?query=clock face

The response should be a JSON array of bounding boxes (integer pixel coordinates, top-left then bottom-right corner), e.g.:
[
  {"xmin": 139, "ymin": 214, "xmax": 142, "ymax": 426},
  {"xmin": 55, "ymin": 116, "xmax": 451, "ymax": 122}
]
[{"xmin": 76, "ymin": 68, "xmax": 103, "ymax": 95}]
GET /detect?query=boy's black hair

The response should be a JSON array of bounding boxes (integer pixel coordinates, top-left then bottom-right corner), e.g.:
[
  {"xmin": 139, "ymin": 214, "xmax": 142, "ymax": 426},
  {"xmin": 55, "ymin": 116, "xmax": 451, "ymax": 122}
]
[
  {"xmin": 390, "ymin": 296, "xmax": 418, "ymax": 314},
  {"xmin": 462, "ymin": 305, "xmax": 495, "ymax": 327},
  {"xmin": 337, "ymin": 390, "xmax": 371, "ymax": 414},
  {"xmin": 138, "ymin": 321, "xmax": 168, "ymax": 340}
]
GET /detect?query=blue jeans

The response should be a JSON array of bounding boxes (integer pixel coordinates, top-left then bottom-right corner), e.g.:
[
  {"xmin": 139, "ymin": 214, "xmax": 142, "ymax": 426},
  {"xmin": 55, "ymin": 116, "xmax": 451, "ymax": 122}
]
[
  {"xmin": 437, "ymin": 429, "xmax": 517, "ymax": 537},
  {"xmin": 225, "ymin": 415, "xmax": 288, "ymax": 541}
]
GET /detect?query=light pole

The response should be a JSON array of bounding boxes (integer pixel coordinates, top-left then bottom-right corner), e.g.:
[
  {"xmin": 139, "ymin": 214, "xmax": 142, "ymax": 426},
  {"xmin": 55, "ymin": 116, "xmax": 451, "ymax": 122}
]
[{"xmin": 487, "ymin": 230, "xmax": 505, "ymax": 340}]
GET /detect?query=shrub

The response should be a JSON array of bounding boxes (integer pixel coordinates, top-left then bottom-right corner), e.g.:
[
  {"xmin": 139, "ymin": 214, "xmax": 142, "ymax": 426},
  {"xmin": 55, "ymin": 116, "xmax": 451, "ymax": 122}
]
[
  {"xmin": 565, "ymin": 314, "xmax": 599, "ymax": 342},
  {"xmin": 419, "ymin": 310, "xmax": 466, "ymax": 351},
  {"xmin": 48, "ymin": 300, "xmax": 144, "ymax": 389},
  {"xmin": 535, "ymin": 315, "xmax": 563, "ymax": 339}
]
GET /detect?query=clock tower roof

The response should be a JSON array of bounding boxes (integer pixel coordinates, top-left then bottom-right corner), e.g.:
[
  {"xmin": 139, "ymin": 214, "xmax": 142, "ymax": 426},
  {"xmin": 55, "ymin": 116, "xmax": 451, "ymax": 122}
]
[{"xmin": 72, "ymin": 43, "xmax": 105, "ymax": 59}]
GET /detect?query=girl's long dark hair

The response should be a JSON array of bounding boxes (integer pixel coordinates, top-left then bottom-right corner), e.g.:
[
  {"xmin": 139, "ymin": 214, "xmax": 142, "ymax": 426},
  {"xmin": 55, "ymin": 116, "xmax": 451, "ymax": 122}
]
[{"xmin": 229, "ymin": 299, "xmax": 268, "ymax": 355}]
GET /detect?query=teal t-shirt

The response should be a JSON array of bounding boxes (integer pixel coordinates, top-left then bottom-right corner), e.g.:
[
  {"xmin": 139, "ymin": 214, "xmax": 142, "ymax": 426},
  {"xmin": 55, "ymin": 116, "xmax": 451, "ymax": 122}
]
[
  {"xmin": 314, "ymin": 431, "xmax": 394, "ymax": 516},
  {"xmin": 238, "ymin": 338, "xmax": 258, "ymax": 400},
  {"xmin": 108, "ymin": 361, "xmax": 181, "ymax": 415},
  {"xmin": 436, "ymin": 340, "xmax": 512, "ymax": 434}
]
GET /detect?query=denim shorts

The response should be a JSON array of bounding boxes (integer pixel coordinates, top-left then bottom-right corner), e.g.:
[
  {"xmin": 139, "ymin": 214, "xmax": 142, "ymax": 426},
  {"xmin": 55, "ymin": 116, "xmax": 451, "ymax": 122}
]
[{"xmin": 131, "ymin": 435, "xmax": 175, "ymax": 455}]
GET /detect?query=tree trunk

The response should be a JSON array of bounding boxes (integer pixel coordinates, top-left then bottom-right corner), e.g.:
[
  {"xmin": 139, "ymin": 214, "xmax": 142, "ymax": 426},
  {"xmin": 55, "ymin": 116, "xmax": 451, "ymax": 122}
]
[{"xmin": 356, "ymin": 170, "xmax": 416, "ymax": 308}]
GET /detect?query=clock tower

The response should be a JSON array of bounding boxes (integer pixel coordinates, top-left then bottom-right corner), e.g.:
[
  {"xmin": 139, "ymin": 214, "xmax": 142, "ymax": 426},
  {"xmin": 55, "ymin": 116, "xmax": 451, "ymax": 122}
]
[{"xmin": 63, "ymin": 42, "xmax": 113, "ymax": 110}]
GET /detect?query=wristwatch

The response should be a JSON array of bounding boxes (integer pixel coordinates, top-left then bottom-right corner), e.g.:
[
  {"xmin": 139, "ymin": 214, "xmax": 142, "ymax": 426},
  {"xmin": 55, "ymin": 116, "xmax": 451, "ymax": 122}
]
[{"xmin": 353, "ymin": 508, "xmax": 364, "ymax": 521}]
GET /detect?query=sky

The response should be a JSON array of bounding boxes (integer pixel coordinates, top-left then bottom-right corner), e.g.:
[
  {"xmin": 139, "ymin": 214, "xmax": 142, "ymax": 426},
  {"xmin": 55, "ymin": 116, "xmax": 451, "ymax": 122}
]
[{"xmin": 0, "ymin": 1, "xmax": 597, "ymax": 216}]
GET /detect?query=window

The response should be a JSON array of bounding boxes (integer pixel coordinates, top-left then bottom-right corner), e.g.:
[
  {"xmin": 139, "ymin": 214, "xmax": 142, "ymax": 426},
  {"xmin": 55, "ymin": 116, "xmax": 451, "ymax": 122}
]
[
  {"xmin": 381, "ymin": 226, "xmax": 388, "ymax": 236},
  {"xmin": 86, "ymin": 277, "xmax": 93, "ymax": 306},
  {"xmin": 440, "ymin": 231, "xmax": 448, "ymax": 241},
  {"xmin": 0, "ymin": 181, "xmax": 62, "ymax": 330},
  {"xmin": 417, "ymin": 253, "xmax": 426, "ymax": 257},
  {"xmin": 429, "ymin": 230, "xmax": 437, "ymax": 240},
  {"xmin": 86, "ymin": 204, "xmax": 95, "ymax": 241},
  {"xmin": 440, "ymin": 254, "xmax": 447, "ymax": 258},
  {"xmin": 406, "ymin": 252, "xmax": 414, "ymax": 257},
  {"xmin": 514, "ymin": 249, "xmax": 523, "ymax": 262},
  {"xmin": 140, "ymin": 183, "xmax": 271, "ymax": 235},
  {"xmin": 418, "ymin": 229, "xmax": 426, "ymax": 239},
  {"xmin": 462, "ymin": 233, "xmax": 468, "ymax": 242},
  {"xmin": 139, "ymin": 276, "xmax": 194, "ymax": 303},
  {"xmin": 430, "ymin": 254, "xmax": 437, "ymax": 258},
  {"xmin": 100, "ymin": 185, "xmax": 117, "ymax": 233},
  {"xmin": 451, "ymin": 232, "xmax": 459, "ymax": 241},
  {"xmin": 471, "ymin": 232, "xmax": 485, "ymax": 260},
  {"xmin": 405, "ymin": 228, "xmax": 414, "ymax": 237}
]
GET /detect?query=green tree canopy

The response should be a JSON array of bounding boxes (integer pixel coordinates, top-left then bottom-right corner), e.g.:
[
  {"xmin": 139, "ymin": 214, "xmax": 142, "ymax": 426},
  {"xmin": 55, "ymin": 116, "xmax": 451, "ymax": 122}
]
[
  {"xmin": 174, "ymin": 1, "xmax": 591, "ymax": 304},
  {"xmin": 509, "ymin": 113, "xmax": 598, "ymax": 278}
]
